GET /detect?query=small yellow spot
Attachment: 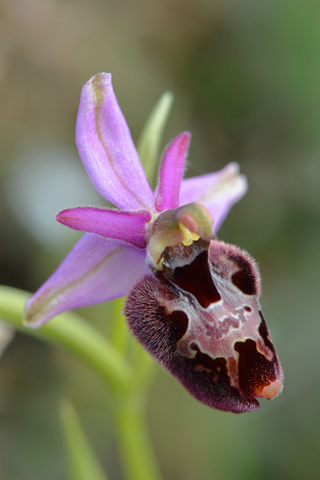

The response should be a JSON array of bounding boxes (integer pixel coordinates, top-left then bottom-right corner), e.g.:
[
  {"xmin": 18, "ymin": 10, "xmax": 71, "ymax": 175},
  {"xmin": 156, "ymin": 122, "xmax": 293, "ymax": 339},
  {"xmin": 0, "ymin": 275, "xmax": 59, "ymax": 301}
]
[{"xmin": 178, "ymin": 222, "xmax": 200, "ymax": 246}]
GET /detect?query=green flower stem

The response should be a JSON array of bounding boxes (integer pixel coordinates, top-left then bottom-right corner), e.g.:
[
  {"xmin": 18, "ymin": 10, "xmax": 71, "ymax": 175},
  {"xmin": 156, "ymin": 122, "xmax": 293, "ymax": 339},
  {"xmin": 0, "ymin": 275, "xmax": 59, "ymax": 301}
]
[
  {"xmin": 60, "ymin": 400, "xmax": 110, "ymax": 480},
  {"xmin": 111, "ymin": 299, "xmax": 161, "ymax": 480},
  {"xmin": 114, "ymin": 393, "xmax": 162, "ymax": 480},
  {"xmin": 131, "ymin": 341, "xmax": 154, "ymax": 389},
  {"xmin": 0, "ymin": 286, "xmax": 131, "ymax": 391},
  {"xmin": 111, "ymin": 298, "xmax": 154, "ymax": 388},
  {"xmin": 111, "ymin": 298, "xmax": 130, "ymax": 354}
]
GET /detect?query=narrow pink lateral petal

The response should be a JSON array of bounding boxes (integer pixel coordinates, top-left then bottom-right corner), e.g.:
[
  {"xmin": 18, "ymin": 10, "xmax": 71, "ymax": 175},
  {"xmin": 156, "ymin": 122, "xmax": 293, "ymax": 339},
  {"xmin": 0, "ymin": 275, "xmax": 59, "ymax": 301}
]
[
  {"xmin": 24, "ymin": 234, "xmax": 148, "ymax": 328},
  {"xmin": 155, "ymin": 132, "xmax": 190, "ymax": 212},
  {"xmin": 57, "ymin": 207, "xmax": 150, "ymax": 249},
  {"xmin": 180, "ymin": 163, "xmax": 247, "ymax": 233},
  {"xmin": 76, "ymin": 73, "xmax": 154, "ymax": 211}
]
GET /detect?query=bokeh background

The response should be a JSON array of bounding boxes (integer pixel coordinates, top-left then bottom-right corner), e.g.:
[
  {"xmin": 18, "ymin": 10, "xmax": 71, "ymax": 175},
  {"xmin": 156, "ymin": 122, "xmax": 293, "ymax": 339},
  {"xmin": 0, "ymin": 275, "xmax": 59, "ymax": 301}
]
[{"xmin": 1, "ymin": 0, "xmax": 320, "ymax": 478}]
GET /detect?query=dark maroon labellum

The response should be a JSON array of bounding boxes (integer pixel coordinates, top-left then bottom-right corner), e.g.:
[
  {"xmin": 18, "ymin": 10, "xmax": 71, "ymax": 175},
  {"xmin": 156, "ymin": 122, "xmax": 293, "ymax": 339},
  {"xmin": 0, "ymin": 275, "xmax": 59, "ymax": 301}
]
[{"xmin": 125, "ymin": 239, "xmax": 283, "ymax": 413}]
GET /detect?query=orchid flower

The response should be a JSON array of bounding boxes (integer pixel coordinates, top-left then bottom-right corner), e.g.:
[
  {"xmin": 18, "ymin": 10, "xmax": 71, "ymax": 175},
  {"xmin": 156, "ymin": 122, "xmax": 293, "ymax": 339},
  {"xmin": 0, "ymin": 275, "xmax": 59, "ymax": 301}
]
[{"xmin": 24, "ymin": 73, "xmax": 283, "ymax": 413}]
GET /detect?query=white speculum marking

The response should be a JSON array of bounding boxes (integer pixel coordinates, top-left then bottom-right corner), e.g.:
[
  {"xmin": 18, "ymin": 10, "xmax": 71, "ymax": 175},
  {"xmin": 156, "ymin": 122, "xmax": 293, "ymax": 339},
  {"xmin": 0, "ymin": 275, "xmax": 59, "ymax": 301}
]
[{"xmin": 170, "ymin": 267, "xmax": 273, "ymax": 389}]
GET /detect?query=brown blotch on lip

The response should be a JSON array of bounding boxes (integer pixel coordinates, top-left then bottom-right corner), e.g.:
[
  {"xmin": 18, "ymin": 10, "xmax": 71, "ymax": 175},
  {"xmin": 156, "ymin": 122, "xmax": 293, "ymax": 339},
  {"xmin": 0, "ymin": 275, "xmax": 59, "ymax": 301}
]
[
  {"xmin": 169, "ymin": 342, "xmax": 259, "ymax": 412},
  {"xmin": 169, "ymin": 251, "xmax": 221, "ymax": 308},
  {"xmin": 235, "ymin": 339, "xmax": 278, "ymax": 398},
  {"xmin": 231, "ymin": 255, "xmax": 257, "ymax": 295},
  {"xmin": 258, "ymin": 310, "xmax": 276, "ymax": 354},
  {"xmin": 190, "ymin": 343, "xmax": 227, "ymax": 376},
  {"xmin": 167, "ymin": 310, "xmax": 189, "ymax": 345}
]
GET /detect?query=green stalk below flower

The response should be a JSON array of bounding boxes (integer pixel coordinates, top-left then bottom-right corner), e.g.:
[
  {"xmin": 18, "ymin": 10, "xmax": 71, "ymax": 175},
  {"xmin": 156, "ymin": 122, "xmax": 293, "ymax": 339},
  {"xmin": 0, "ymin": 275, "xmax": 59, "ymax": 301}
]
[{"xmin": 0, "ymin": 286, "xmax": 131, "ymax": 391}]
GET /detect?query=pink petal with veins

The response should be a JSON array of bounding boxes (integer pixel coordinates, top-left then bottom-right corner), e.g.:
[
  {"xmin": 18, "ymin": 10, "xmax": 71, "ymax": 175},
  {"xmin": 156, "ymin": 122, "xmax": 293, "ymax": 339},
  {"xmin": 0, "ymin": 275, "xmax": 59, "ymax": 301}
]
[
  {"xmin": 155, "ymin": 132, "xmax": 190, "ymax": 212},
  {"xmin": 57, "ymin": 207, "xmax": 150, "ymax": 249},
  {"xmin": 76, "ymin": 73, "xmax": 154, "ymax": 211},
  {"xmin": 180, "ymin": 162, "xmax": 247, "ymax": 233},
  {"xmin": 24, "ymin": 234, "xmax": 148, "ymax": 327}
]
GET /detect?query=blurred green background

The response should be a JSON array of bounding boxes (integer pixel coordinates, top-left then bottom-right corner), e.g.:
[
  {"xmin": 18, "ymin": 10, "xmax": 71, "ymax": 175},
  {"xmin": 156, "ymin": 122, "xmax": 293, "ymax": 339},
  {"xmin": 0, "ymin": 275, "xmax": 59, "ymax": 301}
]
[{"xmin": 1, "ymin": 0, "xmax": 320, "ymax": 478}]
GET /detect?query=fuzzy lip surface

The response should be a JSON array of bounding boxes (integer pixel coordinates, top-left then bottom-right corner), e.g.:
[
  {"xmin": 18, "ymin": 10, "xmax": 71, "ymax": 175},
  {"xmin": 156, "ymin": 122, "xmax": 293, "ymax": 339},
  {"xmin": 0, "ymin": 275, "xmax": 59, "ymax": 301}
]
[
  {"xmin": 24, "ymin": 72, "xmax": 248, "ymax": 329},
  {"xmin": 125, "ymin": 238, "xmax": 283, "ymax": 413}
]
